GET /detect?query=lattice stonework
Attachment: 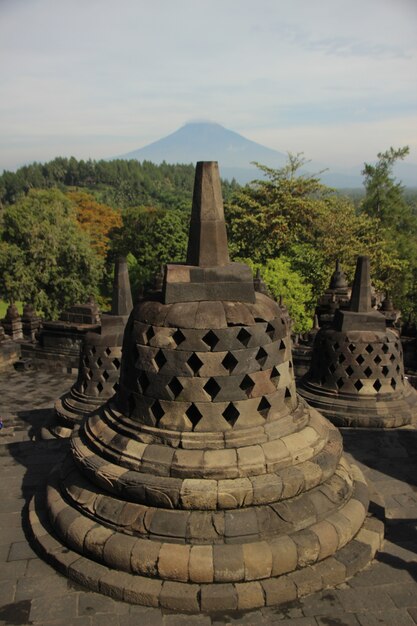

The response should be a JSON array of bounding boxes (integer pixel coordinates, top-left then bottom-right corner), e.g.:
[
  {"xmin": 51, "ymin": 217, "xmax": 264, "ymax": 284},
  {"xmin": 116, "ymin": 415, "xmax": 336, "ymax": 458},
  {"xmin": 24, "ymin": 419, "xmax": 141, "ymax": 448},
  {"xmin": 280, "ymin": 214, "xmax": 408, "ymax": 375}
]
[
  {"xmin": 120, "ymin": 317, "xmax": 295, "ymax": 432},
  {"xmin": 310, "ymin": 331, "xmax": 404, "ymax": 394},
  {"xmin": 78, "ymin": 345, "xmax": 122, "ymax": 398},
  {"xmin": 53, "ymin": 336, "xmax": 123, "ymax": 437},
  {"xmin": 299, "ymin": 327, "xmax": 417, "ymax": 427}
]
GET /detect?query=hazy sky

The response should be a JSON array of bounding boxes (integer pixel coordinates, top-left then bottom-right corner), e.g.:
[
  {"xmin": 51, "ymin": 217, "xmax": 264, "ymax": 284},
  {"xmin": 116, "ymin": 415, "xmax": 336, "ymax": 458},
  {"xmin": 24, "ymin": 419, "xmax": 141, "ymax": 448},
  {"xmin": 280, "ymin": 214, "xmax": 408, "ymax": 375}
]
[{"xmin": 1, "ymin": 0, "xmax": 416, "ymax": 172}]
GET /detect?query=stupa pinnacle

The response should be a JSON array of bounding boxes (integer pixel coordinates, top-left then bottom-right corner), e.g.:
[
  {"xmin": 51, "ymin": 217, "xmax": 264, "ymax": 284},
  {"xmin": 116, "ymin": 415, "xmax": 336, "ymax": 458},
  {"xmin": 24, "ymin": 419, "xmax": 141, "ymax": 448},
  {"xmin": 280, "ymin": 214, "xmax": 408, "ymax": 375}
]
[
  {"xmin": 349, "ymin": 256, "xmax": 372, "ymax": 313},
  {"xmin": 30, "ymin": 163, "xmax": 381, "ymax": 613}
]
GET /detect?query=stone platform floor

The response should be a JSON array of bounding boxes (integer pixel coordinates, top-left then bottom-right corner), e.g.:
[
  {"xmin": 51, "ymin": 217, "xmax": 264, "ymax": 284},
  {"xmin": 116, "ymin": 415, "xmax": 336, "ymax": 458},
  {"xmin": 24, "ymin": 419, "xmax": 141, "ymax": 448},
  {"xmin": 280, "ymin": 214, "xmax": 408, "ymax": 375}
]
[{"xmin": 0, "ymin": 368, "xmax": 417, "ymax": 626}]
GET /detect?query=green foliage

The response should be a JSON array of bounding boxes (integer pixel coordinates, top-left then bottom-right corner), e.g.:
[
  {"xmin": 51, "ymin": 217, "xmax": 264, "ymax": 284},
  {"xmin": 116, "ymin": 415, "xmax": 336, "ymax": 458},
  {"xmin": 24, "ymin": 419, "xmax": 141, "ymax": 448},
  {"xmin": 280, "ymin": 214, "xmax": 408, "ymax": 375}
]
[
  {"xmin": 245, "ymin": 257, "xmax": 313, "ymax": 333},
  {"xmin": 110, "ymin": 207, "xmax": 189, "ymax": 296},
  {"xmin": 0, "ymin": 189, "xmax": 102, "ymax": 318},
  {"xmin": 0, "ymin": 300, "xmax": 23, "ymax": 318},
  {"xmin": 226, "ymin": 154, "xmax": 401, "ymax": 303},
  {"xmin": 360, "ymin": 146, "xmax": 417, "ymax": 315},
  {"xmin": 361, "ymin": 147, "xmax": 410, "ymax": 223},
  {"xmin": 225, "ymin": 152, "xmax": 416, "ymax": 326},
  {"xmin": 0, "ymin": 157, "xmax": 239, "ymax": 210}
]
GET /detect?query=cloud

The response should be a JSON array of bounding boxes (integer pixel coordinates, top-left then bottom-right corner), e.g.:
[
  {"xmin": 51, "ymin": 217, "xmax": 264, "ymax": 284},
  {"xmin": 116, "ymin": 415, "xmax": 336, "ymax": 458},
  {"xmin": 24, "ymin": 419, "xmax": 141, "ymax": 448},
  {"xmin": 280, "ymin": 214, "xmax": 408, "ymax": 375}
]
[
  {"xmin": 245, "ymin": 114, "xmax": 417, "ymax": 169},
  {"xmin": 0, "ymin": 0, "xmax": 416, "ymax": 171}
]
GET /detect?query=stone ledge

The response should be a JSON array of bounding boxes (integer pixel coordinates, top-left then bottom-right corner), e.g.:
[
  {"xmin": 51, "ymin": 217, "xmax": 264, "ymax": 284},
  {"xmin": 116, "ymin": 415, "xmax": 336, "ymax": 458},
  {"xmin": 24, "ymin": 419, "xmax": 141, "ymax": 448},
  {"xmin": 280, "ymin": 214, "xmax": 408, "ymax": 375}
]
[
  {"xmin": 69, "ymin": 432, "xmax": 343, "ymax": 510},
  {"xmin": 29, "ymin": 488, "xmax": 382, "ymax": 613},
  {"xmin": 43, "ymin": 463, "xmax": 369, "ymax": 585}
]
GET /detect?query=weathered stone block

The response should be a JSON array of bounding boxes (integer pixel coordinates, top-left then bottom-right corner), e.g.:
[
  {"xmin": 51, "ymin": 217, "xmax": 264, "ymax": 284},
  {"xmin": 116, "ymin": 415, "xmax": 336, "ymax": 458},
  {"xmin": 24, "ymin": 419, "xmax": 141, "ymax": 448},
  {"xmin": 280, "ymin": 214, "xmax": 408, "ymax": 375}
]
[
  {"xmin": 123, "ymin": 576, "xmax": 162, "ymax": 607},
  {"xmin": 314, "ymin": 556, "xmax": 347, "ymax": 587},
  {"xmin": 289, "ymin": 566, "xmax": 322, "ymax": 596},
  {"xmin": 243, "ymin": 541, "xmax": 272, "ymax": 580},
  {"xmin": 200, "ymin": 582, "xmax": 238, "ymax": 612},
  {"xmin": 160, "ymin": 580, "xmax": 200, "ymax": 612},
  {"xmin": 180, "ymin": 479, "xmax": 218, "ymax": 510},
  {"xmin": 270, "ymin": 535, "xmax": 298, "ymax": 576},
  {"xmin": 217, "ymin": 477, "xmax": 253, "ymax": 509},
  {"xmin": 131, "ymin": 538, "xmax": 161, "ymax": 576},
  {"xmin": 84, "ymin": 525, "xmax": 114, "ymax": 561},
  {"xmin": 236, "ymin": 581, "xmax": 265, "ymax": 610},
  {"xmin": 102, "ymin": 532, "xmax": 137, "ymax": 571},
  {"xmin": 335, "ymin": 539, "xmax": 372, "ymax": 577},
  {"xmin": 237, "ymin": 445, "xmax": 266, "ymax": 476},
  {"xmin": 262, "ymin": 576, "xmax": 297, "ymax": 606},
  {"xmin": 250, "ymin": 473, "xmax": 283, "ymax": 505},
  {"xmin": 311, "ymin": 520, "xmax": 340, "ymax": 560},
  {"xmin": 224, "ymin": 508, "xmax": 259, "ymax": 540},
  {"xmin": 292, "ymin": 529, "xmax": 321, "ymax": 566},
  {"xmin": 65, "ymin": 515, "xmax": 97, "ymax": 553},
  {"xmin": 203, "ymin": 448, "xmax": 238, "ymax": 479},
  {"xmin": 189, "ymin": 545, "xmax": 214, "ymax": 583},
  {"xmin": 149, "ymin": 509, "xmax": 190, "ymax": 540},
  {"xmin": 158, "ymin": 543, "xmax": 190, "ymax": 582},
  {"xmin": 213, "ymin": 544, "xmax": 245, "ymax": 582}
]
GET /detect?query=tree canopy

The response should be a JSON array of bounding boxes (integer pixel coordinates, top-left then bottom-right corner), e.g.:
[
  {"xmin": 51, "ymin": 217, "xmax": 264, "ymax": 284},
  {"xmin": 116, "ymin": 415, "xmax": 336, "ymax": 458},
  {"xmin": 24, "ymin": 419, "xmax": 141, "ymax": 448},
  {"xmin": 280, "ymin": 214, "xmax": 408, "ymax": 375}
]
[
  {"xmin": 0, "ymin": 189, "xmax": 102, "ymax": 318},
  {"xmin": 67, "ymin": 190, "xmax": 122, "ymax": 258},
  {"xmin": 110, "ymin": 206, "xmax": 189, "ymax": 297},
  {"xmin": 225, "ymin": 153, "xmax": 413, "ymax": 330},
  {"xmin": 0, "ymin": 149, "xmax": 416, "ymax": 331},
  {"xmin": 0, "ymin": 157, "xmax": 239, "ymax": 210},
  {"xmin": 360, "ymin": 146, "xmax": 417, "ymax": 314}
]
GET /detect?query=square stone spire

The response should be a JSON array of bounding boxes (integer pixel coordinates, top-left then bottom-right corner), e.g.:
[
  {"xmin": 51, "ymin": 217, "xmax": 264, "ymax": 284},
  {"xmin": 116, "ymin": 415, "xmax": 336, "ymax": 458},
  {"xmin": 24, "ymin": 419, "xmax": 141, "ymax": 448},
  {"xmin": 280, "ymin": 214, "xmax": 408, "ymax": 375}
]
[
  {"xmin": 349, "ymin": 256, "xmax": 372, "ymax": 313},
  {"xmin": 333, "ymin": 255, "xmax": 385, "ymax": 331},
  {"xmin": 186, "ymin": 162, "xmax": 230, "ymax": 267},
  {"xmin": 164, "ymin": 162, "xmax": 255, "ymax": 303},
  {"xmin": 111, "ymin": 256, "xmax": 133, "ymax": 317}
]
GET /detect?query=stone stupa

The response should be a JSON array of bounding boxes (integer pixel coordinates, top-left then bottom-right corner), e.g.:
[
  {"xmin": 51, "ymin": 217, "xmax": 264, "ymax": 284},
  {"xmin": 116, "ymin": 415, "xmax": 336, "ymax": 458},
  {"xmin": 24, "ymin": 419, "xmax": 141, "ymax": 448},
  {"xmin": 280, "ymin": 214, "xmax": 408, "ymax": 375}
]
[
  {"xmin": 299, "ymin": 256, "xmax": 417, "ymax": 428},
  {"xmin": 30, "ymin": 163, "xmax": 382, "ymax": 613},
  {"xmin": 47, "ymin": 257, "xmax": 133, "ymax": 438},
  {"xmin": 315, "ymin": 260, "xmax": 351, "ymax": 328}
]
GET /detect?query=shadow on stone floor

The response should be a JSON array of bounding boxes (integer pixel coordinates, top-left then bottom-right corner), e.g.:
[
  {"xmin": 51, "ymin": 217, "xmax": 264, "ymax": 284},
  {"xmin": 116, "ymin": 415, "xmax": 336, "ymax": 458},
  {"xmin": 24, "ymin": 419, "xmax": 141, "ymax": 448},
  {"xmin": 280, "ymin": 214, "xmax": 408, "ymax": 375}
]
[
  {"xmin": 342, "ymin": 427, "xmax": 417, "ymax": 487},
  {"xmin": 342, "ymin": 427, "xmax": 417, "ymax": 580},
  {"xmin": 12, "ymin": 407, "xmax": 56, "ymax": 440},
  {"xmin": 0, "ymin": 599, "xmax": 32, "ymax": 625},
  {"xmin": 5, "ymin": 412, "xmax": 69, "ymax": 565}
]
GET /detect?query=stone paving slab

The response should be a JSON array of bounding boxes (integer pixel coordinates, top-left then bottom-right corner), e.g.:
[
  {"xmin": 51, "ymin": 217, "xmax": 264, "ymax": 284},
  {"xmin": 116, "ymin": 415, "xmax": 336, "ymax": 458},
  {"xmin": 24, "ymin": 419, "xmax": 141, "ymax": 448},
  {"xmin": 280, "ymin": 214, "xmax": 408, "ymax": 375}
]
[{"xmin": 0, "ymin": 369, "xmax": 417, "ymax": 625}]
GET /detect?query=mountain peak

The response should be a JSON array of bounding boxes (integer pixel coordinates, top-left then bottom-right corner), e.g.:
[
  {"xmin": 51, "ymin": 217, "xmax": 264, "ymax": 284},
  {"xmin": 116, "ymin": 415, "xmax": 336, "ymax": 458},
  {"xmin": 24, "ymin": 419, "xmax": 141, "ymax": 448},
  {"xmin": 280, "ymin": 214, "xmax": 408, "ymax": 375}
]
[
  {"xmin": 117, "ymin": 122, "xmax": 287, "ymax": 181},
  {"xmin": 116, "ymin": 123, "xmax": 417, "ymax": 187}
]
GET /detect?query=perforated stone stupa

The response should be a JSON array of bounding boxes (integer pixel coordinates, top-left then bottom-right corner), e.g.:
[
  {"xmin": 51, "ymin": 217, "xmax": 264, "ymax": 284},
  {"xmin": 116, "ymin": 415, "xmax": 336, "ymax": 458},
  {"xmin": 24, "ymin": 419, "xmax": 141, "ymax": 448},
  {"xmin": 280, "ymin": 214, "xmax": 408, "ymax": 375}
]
[
  {"xmin": 48, "ymin": 257, "xmax": 133, "ymax": 438},
  {"xmin": 315, "ymin": 260, "xmax": 351, "ymax": 328},
  {"xmin": 299, "ymin": 256, "xmax": 417, "ymax": 428},
  {"xmin": 29, "ymin": 163, "xmax": 382, "ymax": 613}
]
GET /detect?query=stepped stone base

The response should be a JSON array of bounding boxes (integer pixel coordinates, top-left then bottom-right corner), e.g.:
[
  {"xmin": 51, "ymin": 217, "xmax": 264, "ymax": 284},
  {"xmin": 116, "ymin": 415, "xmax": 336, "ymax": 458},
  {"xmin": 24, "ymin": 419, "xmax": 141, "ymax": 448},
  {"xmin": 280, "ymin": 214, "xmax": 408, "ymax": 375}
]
[
  {"xmin": 28, "ymin": 413, "xmax": 383, "ymax": 615},
  {"xmin": 43, "ymin": 324, "xmax": 123, "ymax": 440},
  {"xmin": 299, "ymin": 381, "xmax": 417, "ymax": 428},
  {"xmin": 29, "ymin": 483, "xmax": 382, "ymax": 613}
]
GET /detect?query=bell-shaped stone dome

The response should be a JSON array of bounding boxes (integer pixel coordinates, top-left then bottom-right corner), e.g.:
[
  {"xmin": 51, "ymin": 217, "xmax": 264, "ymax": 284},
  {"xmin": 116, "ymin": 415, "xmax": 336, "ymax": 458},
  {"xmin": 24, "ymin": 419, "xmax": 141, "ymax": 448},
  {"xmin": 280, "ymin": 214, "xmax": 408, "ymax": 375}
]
[
  {"xmin": 47, "ymin": 257, "xmax": 133, "ymax": 438},
  {"xmin": 29, "ymin": 163, "xmax": 381, "ymax": 613},
  {"xmin": 299, "ymin": 256, "xmax": 417, "ymax": 428}
]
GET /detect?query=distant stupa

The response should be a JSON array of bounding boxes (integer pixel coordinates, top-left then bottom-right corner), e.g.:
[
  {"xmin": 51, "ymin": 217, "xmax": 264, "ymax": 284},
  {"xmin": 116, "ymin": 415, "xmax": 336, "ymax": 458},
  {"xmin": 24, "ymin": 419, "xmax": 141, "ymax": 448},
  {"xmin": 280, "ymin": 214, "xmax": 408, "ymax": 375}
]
[{"xmin": 299, "ymin": 256, "xmax": 417, "ymax": 427}]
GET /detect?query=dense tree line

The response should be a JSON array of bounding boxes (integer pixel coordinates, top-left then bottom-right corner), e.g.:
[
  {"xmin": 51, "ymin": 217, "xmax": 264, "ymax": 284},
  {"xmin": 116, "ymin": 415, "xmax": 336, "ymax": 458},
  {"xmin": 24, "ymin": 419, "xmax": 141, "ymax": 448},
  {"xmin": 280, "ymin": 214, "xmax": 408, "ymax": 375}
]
[
  {"xmin": 0, "ymin": 157, "xmax": 239, "ymax": 210},
  {"xmin": 0, "ymin": 149, "xmax": 416, "ymax": 329}
]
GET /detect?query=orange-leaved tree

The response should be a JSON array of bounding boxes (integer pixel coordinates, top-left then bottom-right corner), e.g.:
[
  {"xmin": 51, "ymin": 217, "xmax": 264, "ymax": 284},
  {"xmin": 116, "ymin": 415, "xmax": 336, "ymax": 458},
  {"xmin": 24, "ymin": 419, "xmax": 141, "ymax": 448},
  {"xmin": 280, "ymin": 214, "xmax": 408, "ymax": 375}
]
[{"xmin": 67, "ymin": 191, "xmax": 122, "ymax": 258}]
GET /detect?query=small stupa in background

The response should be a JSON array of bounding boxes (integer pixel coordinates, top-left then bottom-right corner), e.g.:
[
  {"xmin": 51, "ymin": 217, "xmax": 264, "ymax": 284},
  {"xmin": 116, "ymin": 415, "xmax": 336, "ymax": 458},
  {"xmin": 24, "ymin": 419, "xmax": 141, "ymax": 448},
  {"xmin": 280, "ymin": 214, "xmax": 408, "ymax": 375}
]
[
  {"xmin": 299, "ymin": 256, "xmax": 417, "ymax": 427},
  {"xmin": 315, "ymin": 260, "xmax": 351, "ymax": 328},
  {"xmin": 46, "ymin": 257, "xmax": 133, "ymax": 438}
]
